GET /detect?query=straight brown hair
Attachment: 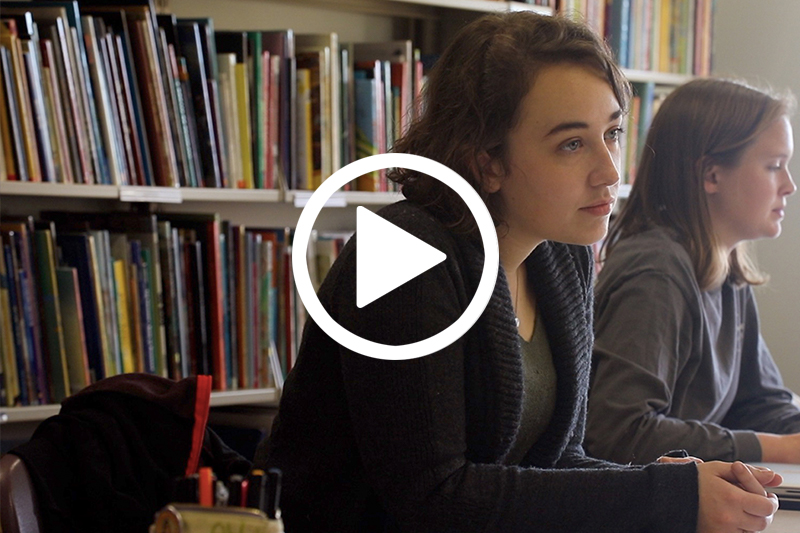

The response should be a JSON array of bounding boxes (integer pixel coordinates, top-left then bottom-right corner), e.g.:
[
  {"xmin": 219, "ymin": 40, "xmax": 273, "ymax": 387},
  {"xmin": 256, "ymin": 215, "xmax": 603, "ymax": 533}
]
[{"xmin": 605, "ymin": 78, "xmax": 795, "ymax": 289}]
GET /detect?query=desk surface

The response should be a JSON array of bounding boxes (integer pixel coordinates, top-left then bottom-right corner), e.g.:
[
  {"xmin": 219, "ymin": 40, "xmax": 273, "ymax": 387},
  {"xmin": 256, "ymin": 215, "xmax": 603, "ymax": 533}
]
[
  {"xmin": 770, "ymin": 510, "xmax": 800, "ymax": 532},
  {"xmin": 753, "ymin": 463, "xmax": 800, "ymax": 531}
]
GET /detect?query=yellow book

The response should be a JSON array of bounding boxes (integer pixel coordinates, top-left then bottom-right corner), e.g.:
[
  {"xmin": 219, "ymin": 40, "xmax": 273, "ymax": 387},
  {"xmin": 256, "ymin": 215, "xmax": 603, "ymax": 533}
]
[
  {"xmin": 235, "ymin": 62, "xmax": 254, "ymax": 189},
  {"xmin": 0, "ymin": 24, "xmax": 42, "ymax": 181},
  {"xmin": 114, "ymin": 259, "xmax": 135, "ymax": 374},
  {"xmin": 295, "ymin": 68, "xmax": 314, "ymax": 189},
  {"xmin": 659, "ymin": 0, "xmax": 672, "ymax": 73},
  {"xmin": 217, "ymin": 54, "xmax": 241, "ymax": 189},
  {"xmin": 0, "ymin": 234, "xmax": 20, "ymax": 405},
  {"xmin": 650, "ymin": 0, "xmax": 661, "ymax": 73},
  {"xmin": 152, "ymin": 504, "xmax": 282, "ymax": 533}
]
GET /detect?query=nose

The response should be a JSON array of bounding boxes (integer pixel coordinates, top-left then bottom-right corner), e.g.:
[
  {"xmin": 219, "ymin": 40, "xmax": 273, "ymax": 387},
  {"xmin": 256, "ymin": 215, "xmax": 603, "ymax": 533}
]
[
  {"xmin": 590, "ymin": 144, "xmax": 621, "ymax": 188},
  {"xmin": 783, "ymin": 169, "xmax": 797, "ymax": 197}
]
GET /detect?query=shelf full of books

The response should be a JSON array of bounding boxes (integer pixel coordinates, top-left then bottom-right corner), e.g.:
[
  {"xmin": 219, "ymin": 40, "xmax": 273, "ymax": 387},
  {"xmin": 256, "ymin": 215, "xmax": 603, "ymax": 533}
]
[
  {"xmin": 0, "ymin": 0, "xmax": 713, "ymax": 194},
  {"xmin": 0, "ymin": 0, "xmax": 433, "ymax": 195},
  {"xmin": 558, "ymin": 0, "xmax": 714, "ymax": 185},
  {"xmin": 0, "ymin": 209, "xmax": 351, "ymax": 408},
  {"xmin": 559, "ymin": 0, "xmax": 713, "ymax": 77}
]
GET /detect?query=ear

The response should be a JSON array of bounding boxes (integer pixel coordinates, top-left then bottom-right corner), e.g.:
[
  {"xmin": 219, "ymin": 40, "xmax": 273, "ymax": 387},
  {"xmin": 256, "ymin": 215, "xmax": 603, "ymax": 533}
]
[
  {"xmin": 477, "ymin": 151, "xmax": 504, "ymax": 194},
  {"xmin": 703, "ymin": 162, "xmax": 722, "ymax": 195}
]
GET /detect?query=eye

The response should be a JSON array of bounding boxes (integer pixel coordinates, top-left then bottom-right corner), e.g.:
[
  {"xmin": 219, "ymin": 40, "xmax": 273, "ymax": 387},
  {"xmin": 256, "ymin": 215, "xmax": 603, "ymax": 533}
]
[
  {"xmin": 561, "ymin": 139, "xmax": 582, "ymax": 152},
  {"xmin": 768, "ymin": 163, "xmax": 784, "ymax": 171},
  {"xmin": 606, "ymin": 127, "xmax": 625, "ymax": 142}
]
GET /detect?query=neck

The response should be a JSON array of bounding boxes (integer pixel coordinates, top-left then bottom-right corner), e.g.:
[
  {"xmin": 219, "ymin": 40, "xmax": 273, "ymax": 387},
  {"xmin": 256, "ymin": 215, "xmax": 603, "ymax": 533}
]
[{"xmin": 497, "ymin": 225, "xmax": 543, "ymax": 276}]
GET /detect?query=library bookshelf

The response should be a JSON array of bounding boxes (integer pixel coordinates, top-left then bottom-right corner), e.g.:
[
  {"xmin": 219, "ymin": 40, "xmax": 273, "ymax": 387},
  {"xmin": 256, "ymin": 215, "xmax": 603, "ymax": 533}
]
[{"xmin": 0, "ymin": 0, "xmax": 707, "ymax": 446}]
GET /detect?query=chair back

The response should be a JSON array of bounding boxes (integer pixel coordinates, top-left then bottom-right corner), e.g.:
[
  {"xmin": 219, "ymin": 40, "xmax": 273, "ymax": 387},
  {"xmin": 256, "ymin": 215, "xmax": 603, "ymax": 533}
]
[{"xmin": 0, "ymin": 453, "xmax": 42, "ymax": 533}]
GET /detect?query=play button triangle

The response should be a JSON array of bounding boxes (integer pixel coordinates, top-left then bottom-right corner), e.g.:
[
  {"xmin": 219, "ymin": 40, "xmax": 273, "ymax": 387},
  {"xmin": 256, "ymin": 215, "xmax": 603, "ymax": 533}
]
[{"xmin": 356, "ymin": 206, "xmax": 446, "ymax": 308}]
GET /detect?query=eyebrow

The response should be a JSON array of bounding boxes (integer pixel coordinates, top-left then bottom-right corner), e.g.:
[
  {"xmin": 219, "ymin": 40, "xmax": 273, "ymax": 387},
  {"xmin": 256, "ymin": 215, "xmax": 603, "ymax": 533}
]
[{"xmin": 545, "ymin": 109, "xmax": 623, "ymax": 137}]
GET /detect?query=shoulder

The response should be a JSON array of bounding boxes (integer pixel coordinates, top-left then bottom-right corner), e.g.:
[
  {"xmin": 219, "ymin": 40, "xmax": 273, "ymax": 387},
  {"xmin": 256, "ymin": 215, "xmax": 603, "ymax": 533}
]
[
  {"xmin": 597, "ymin": 227, "xmax": 699, "ymax": 299},
  {"xmin": 375, "ymin": 201, "xmax": 462, "ymax": 253},
  {"xmin": 604, "ymin": 227, "xmax": 694, "ymax": 280}
]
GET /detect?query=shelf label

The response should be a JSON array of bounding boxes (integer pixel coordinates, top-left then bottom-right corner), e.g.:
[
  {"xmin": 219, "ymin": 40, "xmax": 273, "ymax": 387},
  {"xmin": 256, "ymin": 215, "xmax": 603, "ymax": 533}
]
[
  {"xmin": 292, "ymin": 190, "xmax": 347, "ymax": 208},
  {"xmin": 120, "ymin": 186, "xmax": 182, "ymax": 203}
]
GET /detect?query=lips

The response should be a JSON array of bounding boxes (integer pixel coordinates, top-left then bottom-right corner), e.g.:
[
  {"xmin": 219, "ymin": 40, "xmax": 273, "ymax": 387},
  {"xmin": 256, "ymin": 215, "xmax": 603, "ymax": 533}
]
[{"xmin": 581, "ymin": 198, "xmax": 615, "ymax": 216}]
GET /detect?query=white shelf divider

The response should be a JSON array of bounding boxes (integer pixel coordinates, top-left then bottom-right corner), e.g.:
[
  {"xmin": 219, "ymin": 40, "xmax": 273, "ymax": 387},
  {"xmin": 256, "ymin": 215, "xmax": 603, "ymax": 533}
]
[
  {"xmin": 251, "ymin": 0, "xmax": 553, "ymax": 17},
  {"xmin": 0, "ymin": 181, "xmax": 119, "ymax": 199},
  {"xmin": 210, "ymin": 388, "xmax": 280, "ymax": 407},
  {"xmin": 0, "ymin": 388, "xmax": 280, "ymax": 425},
  {"xmin": 0, "ymin": 182, "xmax": 283, "ymax": 204},
  {"xmin": 622, "ymin": 68, "xmax": 694, "ymax": 85},
  {"xmin": 286, "ymin": 189, "xmax": 403, "ymax": 208},
  {"xmin": 180, "ymin": 188, "xmax": 282, "ymax": 203},
  {"xmin": 386, "ymin": 0, "xmax": 552, "ymax": 14},
  {"xmin": 342, "ymin": 191, "xmax": 404, "ymax": 206},
  {"xmin": 0, "ymin": 404, "xmax": 60, "ymax": 424}
]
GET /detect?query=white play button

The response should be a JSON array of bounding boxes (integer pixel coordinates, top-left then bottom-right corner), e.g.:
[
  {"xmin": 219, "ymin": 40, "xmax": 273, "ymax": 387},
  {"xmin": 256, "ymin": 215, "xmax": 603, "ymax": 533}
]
[{"xmin": 356, "ymin": 206, "xmax": 446, "ymax": 308}]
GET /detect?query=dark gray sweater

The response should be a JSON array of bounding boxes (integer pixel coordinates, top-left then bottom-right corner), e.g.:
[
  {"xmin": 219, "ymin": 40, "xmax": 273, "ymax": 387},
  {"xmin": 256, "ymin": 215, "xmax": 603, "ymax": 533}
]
[
  {"xmin": 588, "ymin": 226, "xmax": 800, "ymax": 465},
  {"xmin": 256, "ymin": 202, "xmax": 698, "ymax": 533}
]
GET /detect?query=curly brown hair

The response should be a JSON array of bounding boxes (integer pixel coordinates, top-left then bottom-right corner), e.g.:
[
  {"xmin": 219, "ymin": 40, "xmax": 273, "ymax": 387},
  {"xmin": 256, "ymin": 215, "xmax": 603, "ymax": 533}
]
[{"xmin": 390, "ymin": 11, "xmax": 631, "ymax": 236}]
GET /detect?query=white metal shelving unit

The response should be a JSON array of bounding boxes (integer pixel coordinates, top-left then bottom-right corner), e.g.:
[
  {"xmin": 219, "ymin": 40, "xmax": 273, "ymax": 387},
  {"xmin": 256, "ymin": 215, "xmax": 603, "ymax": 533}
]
[{"xmin": 0, "ymin": 0, "xmax": 695, "ymax": 444}]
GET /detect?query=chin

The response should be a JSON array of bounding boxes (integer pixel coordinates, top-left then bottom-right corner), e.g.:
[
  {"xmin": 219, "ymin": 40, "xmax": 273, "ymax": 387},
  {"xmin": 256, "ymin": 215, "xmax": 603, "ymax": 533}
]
[
  {"xmin": 549, "ymin": 222, "xmax": 609, "ymax": 246},
  {"xmin": 563, "ymin": 231, "xmax": 608, "ymax": 246}
]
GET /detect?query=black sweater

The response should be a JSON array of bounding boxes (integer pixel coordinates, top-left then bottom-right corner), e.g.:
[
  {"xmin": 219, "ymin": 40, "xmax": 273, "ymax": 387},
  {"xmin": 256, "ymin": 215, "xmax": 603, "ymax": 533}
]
[{"xmin": 256, "ymin": 201, "xmax": 699, "ymax": 532}]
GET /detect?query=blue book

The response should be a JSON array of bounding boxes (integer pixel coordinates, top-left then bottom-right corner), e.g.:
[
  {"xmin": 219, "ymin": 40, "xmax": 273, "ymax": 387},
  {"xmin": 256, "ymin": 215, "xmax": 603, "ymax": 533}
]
[
  {"xmin": 607, "ymin": 0, "xmax": 632, "ymax": 68},
  {"xmin": 3, "ymin": 243, "xmax": 29, "ymax": 405},
  {"xmin": 17, "ymin": 269, "xmax": 43, "ymax": 402},
  {"xmin": 222, "ymin": 222, "xmax": 237, "ymax": 388},
  {"xmin": 634, "ymin": 81, "xmax": 656, "ymax": 150},
  {"xmin": 171, "ymin": 227, "xmax": 190, "ymax": 380},
  {"xmin": 188, "ymin": 238, "xmax": 210, "ymax": 376},
  {"xmin": 354, "ymin": 74, "xmax": 379, "ymax": 191},
  {"xmin": 130, "ymin": 240, "xmax": 155, "ymax": 374},
  {"xmin": 176, "ymin": 21, "xmax": 221, "ymax": 188}
]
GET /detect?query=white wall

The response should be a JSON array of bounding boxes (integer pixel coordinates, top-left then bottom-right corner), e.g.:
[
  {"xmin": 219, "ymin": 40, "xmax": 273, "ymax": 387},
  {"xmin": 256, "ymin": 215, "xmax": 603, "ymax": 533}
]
[{"xmin": 713, "ymin": 0, "xmax": 800, "ymax": 390}]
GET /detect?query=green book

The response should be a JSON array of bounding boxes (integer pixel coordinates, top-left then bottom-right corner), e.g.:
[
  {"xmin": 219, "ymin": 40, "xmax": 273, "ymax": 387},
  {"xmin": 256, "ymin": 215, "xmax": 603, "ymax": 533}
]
[
  {"xmin": 34, "ymin": 229, "xmax": 70, "ymax": 401},
  {"xmin": 56, "ymin": 266, "xmax": 90, "ymax": 395},
  {"xmin": 247, "ymin": 31, "xmax": 265, "ymax": 189}
]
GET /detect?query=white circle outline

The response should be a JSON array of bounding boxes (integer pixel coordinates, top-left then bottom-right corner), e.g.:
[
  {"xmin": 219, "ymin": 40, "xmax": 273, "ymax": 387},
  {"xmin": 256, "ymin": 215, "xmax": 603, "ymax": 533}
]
[{"xmin": 292, "ymin": 153, "xmax": 499, "ymax": 361}]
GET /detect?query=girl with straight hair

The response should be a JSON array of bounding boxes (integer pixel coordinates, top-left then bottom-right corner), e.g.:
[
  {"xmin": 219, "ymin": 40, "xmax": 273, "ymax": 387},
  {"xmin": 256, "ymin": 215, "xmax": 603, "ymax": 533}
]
[{"xmin": 588, "ymin": 78, "xmax": 800, "ymax": 467}]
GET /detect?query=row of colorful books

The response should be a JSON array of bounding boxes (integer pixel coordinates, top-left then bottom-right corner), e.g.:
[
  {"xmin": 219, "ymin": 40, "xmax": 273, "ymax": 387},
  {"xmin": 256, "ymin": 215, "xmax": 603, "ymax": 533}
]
[
  {"xmin": 619, "ymin": 81, "xmax": 670, "ymax": 185},
  {"xmin": 0, "ymin": 211, "xmax": 350, "ymax": 407},
  {"xmin": 0, "ymin": 0, "xmax": 424, "ymax": 192},
  {"xmin": 558, "ymin": 0, "xmax": 714, "ymax": 76}
]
